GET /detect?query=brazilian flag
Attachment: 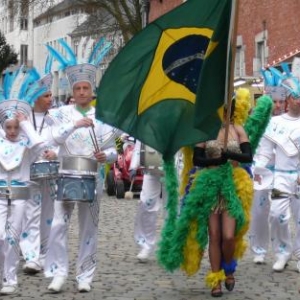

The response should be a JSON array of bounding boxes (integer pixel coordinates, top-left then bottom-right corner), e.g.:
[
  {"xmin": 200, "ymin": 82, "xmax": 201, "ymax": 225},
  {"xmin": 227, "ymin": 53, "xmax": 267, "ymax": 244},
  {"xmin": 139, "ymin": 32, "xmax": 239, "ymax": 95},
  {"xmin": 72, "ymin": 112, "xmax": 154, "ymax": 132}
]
[{"xmin": 96, "ymin": 0, "xmax": 233, "ymax": 159}]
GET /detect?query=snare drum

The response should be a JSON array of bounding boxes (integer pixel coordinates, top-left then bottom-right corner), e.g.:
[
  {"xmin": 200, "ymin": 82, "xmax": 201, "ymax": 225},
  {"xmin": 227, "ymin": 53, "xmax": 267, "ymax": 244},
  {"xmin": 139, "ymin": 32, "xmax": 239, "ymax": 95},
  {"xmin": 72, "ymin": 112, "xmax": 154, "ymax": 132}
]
[
  {"xmin": 56, "ymin": 174, "xmax": 96, "ymax": 202},
  {"xmin": 30, "ymin": 161, "xmax": 60, "ymax": 181},
  {"xmin": 140, "ymin": 145, "xmax": 163, "ymax": 176},
  {"xmin": 0, "ymin": 186, "xmax": 29, "ymax": 200},
  {"xmin": 61, "ymin": 156, "xmax": 97, "ymax": 175}
]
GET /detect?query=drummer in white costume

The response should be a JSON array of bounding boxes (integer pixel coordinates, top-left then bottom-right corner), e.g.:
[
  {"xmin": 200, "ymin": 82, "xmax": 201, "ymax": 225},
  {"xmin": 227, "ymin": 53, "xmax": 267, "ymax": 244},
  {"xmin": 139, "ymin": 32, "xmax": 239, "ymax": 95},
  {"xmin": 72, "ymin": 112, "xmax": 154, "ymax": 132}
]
[
  {"xmin": 20, "ymin": 71, "xmax": 58, "ymax": 274},
  {"xmin": 130, "ymin": 141, "xmax": 178, "ymax": 262},
  {"xmin": 254, "ymin": 59, "xmax": 300, "ymax": 272},
  {"xmin": 43, "ymin": 38, "xmax": 117, "ymax": 293},
  {"xmin": 0, "ymin": 67, "xmax": 48, "ymax": 295},
  {"xmin": 250, "ymin": 68, "xmax": 287, "ymax": 265}
]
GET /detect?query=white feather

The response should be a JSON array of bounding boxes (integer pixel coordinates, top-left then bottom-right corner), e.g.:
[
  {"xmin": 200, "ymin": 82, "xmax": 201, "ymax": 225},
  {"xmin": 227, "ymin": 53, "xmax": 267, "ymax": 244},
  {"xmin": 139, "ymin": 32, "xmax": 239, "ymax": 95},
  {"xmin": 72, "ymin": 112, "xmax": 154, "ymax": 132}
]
[
  {"xmin": 292, "ymin": 57, "xmax": 300, "ymax": 80},
  {"xmin": 77, "ymin": 37, "xmax": 87, "ymax": 64},
  {"xmin": 10, "ymin": 66, "xmax": 27, "ymax": 99},
  {"xmin": 83, "ymin": 38, "xmax": 95, "ymax": 63}
]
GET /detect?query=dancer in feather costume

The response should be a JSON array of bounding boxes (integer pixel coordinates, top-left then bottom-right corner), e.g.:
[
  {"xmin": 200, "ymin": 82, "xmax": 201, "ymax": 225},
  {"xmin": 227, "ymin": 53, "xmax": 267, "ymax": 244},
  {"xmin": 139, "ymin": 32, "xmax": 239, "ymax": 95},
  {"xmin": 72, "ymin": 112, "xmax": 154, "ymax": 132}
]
[{"xmin": 158, "ymin": 88, "xmax": 273, "ymax": 297}]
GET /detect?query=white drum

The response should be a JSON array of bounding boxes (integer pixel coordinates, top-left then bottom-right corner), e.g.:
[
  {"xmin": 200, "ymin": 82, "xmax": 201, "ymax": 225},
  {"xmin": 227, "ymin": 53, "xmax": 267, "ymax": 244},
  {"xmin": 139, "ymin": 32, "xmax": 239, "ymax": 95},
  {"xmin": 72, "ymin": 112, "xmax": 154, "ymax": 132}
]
[
  {"xmin": 30, "ymin": 160, "xmax": 60, "ymax": 181},
  {"xmin": 140, "ymin": 144, "xmax": 163, "ymax": 176},
  {"xmin": 56, "ymin": 174, "xmax": 96, "ymax": 202}
]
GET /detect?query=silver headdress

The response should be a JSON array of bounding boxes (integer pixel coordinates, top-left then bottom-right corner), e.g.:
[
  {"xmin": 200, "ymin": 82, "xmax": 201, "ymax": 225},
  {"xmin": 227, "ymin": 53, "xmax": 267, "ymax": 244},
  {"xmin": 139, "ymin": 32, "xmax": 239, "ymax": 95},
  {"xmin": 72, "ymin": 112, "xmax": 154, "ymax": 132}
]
[{"xmin": 0, "ymin": 64, "xmax": 52, "ymax": 127}]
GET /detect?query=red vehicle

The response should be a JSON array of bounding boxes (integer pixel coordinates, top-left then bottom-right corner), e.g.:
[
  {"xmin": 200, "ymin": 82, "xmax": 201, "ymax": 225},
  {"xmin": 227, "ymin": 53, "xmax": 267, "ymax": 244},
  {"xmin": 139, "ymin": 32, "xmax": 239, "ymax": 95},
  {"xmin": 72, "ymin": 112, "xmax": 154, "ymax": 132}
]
[{"xmin": 105, "ymin": 137, "xmax": 143, "ymax": 199}]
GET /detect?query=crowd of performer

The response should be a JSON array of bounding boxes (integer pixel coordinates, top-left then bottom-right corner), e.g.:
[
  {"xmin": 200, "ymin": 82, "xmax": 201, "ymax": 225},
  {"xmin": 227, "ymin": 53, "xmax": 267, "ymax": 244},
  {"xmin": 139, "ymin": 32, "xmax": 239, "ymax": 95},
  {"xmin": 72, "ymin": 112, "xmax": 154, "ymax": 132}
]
[{"xmin": 0, "ymin": 38, "xmax": 300, "ymax": 299}]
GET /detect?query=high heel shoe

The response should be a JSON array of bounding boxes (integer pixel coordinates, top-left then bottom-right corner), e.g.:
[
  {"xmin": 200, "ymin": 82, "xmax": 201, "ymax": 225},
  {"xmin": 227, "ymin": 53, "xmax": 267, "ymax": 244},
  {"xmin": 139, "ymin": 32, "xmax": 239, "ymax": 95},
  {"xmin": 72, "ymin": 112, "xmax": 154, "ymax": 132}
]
[
  {"xmin": 211, "ymin": 282, "xmax": 223, "ymax": 297},
  {"xmin": 224, "ymin": 274, "xmax": 235, "ymax": 291}
]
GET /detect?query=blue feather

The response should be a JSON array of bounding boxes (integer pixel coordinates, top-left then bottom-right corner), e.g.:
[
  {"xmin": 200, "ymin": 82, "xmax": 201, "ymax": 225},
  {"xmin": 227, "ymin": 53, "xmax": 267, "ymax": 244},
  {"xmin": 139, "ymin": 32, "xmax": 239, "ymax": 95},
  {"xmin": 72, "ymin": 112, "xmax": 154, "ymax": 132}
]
[
  {"xmin": 280, "ymin": 62, "xmax": 291, "ymax": 77},
  {"xmin": 46, "ymin": 44, "xmax": 69, "ymax": 69},
  {"xmin": 19, "ymin": 68, "xmax": 41, "ymax": 100},
  {"xmin": 94, "ymin": 42, "xmax": 112, "ymax": 66},
  {"xmin": 261, "ymin": 69, "xmax": 275, "ymax": 86},
  {"xmin": 3, "ymin": 70, "xmax": 17, "ymax": 99},
  {"xmin": 269, "ymin": 67, "xmax": 287, "ymax": 85},
  {"xmin": 10, "ymin": 66, "xmax": 28, "ymax": 99},
  {"xmin": 23, "ymin": 81, "xmax": 47, "ymax": 105},
  {"xmin": 58, "ymin": 38, "xmax": 77, "ymax": 66},
  {"xmin": 44, "ymin": 54, "xmax": 54, "ymax": 74},
  {"xmin": 88, "ymin": 37, "xmax": 105, "ymax": 64}
]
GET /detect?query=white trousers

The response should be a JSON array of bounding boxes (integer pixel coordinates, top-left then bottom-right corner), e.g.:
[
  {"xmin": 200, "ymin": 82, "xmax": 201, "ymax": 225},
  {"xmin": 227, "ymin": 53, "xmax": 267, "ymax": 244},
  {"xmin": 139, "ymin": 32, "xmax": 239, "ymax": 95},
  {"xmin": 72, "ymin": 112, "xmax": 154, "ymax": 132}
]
[
  {"xmin": 20, "ymin": 179, "xmax": 56, "ymax": 268},
  {"xmin": 0, "ymin": 199, "xmax": 26, "ymax": 286},
  {"xmin": 269, "ymin": 195, "xmax": 300, "ymax": 260},
  {"xmin": 134, "ymin": 173, "xmax": 165, "ymax": 251},
  {"xmin": 249, "ymin": 189, "xmax": 270, "ymax": 257},
  {"xmin": 44, "ymin": 197, "xmax": 100, "ymax": 284}
]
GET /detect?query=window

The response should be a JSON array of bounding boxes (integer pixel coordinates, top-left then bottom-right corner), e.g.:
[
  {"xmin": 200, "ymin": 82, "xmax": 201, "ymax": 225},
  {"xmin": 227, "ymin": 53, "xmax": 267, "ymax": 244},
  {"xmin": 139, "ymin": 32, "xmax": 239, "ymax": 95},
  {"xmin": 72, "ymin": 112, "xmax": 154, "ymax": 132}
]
[
  {"xmin": 20, "ymin": 0, "xmax": 29, "ymax": 30},
  {"xmin": 253, "ymin": 30, "xmax": 268, "ymax": 76},
  {"xmin": 235, "ymin": 36, "xmax": 245, "ymax": 77},
  {"xmin": 20, "ymin": 44, "xmax": 28, "ymax": 65},
  {"xmin": 235, "ymin": 46, "xmax": 246, "ymax": 77},
  {"xmin": 20, "ymin": 17, "xmax": 28, "ymax": 30},
  {"xmin": 256, "ymin": 41, "xmax": 265, "ymax": 70},
  {"xmin": 74, "ymin": 40, "xmax": 79, "ymax": 56}
]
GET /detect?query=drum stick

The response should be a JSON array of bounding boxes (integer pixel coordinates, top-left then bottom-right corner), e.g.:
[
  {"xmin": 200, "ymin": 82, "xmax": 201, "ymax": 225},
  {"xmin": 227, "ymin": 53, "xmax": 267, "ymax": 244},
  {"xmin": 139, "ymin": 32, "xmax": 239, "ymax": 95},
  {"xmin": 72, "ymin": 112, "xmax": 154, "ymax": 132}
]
[
  {"xmin": 89, "ymin": 130, "xmax": 99, "ymax": 152},
  {"xmin": 91, "ymin": 126, "xmax": 100, "ymax": 152}
]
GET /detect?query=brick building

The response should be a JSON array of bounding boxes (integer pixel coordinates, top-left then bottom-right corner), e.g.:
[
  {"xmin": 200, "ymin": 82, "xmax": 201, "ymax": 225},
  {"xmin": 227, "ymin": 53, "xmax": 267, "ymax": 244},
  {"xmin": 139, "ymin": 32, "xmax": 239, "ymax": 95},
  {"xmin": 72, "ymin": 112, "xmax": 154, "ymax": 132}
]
[
  {"xmin": 149, "ymin": 0, "xmax": 300, "ymax": 78},
  {"xmin": 237, "ymin": 0, "xmax": 300, "ymax": 77},
  {"xmin": 149, "ymin": 0, "xmax": 183, "ymax": 22}
]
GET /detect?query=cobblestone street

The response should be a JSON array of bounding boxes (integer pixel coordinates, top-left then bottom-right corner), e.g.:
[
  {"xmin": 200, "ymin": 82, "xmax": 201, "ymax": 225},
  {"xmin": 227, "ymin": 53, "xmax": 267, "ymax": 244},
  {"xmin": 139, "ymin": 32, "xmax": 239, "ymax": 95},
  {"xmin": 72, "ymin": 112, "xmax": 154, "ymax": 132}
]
[{"xmin": 7, "ymin": 195, "xmax": 300, "ymax": 300}]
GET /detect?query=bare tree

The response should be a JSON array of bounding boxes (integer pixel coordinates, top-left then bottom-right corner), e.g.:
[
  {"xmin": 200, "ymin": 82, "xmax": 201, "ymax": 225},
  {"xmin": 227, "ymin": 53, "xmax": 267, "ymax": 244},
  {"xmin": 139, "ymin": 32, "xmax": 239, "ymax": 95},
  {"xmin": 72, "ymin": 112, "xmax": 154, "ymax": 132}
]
[
  {"xmin": 77, "ymin": 0, "xmax": 143, "ymax": 42},
  {"xmin": 0, "ymin": 31, "xmax": 18, "ymax": 74},
  {"xmin": 14, "ymin": 0, "xmax": 144, "ymax": 43}
]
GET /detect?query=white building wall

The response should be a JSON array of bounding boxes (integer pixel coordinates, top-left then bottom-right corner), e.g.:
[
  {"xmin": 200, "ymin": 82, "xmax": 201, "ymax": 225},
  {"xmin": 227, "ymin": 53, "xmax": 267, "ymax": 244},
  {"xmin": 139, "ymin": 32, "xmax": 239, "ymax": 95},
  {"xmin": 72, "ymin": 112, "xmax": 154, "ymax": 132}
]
[{"xmin": 34, "ymin": 14, "xmax": 88, "ymax": 100}]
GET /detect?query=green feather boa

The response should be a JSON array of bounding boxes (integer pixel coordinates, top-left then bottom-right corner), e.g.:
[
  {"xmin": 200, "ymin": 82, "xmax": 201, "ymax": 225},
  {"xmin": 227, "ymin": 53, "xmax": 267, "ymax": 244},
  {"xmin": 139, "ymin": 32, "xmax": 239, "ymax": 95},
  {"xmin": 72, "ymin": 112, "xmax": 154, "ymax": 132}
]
[
  {"xmin": 158, "ymin": 162, "xmax": 245, "ymax": 272},
  {"xmin": 244, "ymin": 94, "xmax": 273, "ymax": 154},
  {"xmin": 157, "ymin": 95, "xmax": 272, "ymax": 272},
  {"xmin": 157, "ymin": 158, "xmax": 179, "ymax": 266}
]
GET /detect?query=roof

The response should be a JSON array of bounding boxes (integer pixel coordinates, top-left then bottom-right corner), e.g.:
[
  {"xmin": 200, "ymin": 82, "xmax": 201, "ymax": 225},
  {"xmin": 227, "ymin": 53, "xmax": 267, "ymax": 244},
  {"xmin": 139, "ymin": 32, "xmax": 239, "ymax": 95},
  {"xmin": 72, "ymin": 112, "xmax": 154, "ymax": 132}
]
[
  {"xmin": 265, "ymin": 49, "xmax": 300, "ymax": 68},
  {"xmin": 34, "ymin": 0, "xmax": 85, "ymax": 22},
  {"xmin": 69, "ymin": 11, "xmax": 117, "ymax": 38}
]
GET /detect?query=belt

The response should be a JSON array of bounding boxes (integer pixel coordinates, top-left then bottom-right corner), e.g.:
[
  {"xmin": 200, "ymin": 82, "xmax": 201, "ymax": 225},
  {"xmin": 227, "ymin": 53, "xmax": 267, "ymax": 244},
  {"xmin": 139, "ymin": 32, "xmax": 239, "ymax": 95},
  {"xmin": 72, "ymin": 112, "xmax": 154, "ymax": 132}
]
[
  {"xmin": 271, "ymin": 188, "xmax": 295, "ymax": 199},
  {"xmin": 273, "ymin": 169, "xmax": 298, "ymax": 174},
  {"xmin": 0, "ymin": 180, "xmax": 26, "ymax": 187}
]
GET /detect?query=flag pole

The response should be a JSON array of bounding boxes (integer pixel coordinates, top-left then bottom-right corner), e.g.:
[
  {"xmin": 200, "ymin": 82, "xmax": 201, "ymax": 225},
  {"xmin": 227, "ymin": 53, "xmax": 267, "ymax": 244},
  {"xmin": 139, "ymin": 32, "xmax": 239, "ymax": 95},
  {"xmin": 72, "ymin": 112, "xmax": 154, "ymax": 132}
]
[{"xmin": 223, "ymin": 0, "xmax": 239, "ymax": 150}]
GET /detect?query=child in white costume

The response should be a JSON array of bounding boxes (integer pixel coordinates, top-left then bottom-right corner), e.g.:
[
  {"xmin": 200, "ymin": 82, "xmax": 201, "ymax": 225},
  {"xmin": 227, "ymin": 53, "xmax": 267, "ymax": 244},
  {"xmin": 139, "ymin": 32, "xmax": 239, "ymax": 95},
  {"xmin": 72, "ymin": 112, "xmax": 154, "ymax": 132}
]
[{"xmin": 0, "ymin": 67, "xmax": 48, "ymax": 295}]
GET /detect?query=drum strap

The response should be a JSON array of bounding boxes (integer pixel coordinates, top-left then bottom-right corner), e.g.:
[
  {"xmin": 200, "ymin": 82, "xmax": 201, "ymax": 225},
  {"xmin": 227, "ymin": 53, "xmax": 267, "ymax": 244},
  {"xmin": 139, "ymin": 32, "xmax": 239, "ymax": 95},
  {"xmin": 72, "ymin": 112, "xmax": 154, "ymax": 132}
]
[
  {"xmin": 140, "ymin": 143, "xmax": 145, "ymax": 166},
  {"xmin": 32, "ymin": 109, "xmax": 48, "ymax": 134}
]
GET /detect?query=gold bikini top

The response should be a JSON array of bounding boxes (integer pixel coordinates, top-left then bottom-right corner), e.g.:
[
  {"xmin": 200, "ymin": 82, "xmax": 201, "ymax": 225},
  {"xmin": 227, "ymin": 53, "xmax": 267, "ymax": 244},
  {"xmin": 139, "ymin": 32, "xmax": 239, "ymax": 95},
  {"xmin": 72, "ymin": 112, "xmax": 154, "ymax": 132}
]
[{"xmin": 205, "ymin": 140, "xmax": 241, "ymax": 159}]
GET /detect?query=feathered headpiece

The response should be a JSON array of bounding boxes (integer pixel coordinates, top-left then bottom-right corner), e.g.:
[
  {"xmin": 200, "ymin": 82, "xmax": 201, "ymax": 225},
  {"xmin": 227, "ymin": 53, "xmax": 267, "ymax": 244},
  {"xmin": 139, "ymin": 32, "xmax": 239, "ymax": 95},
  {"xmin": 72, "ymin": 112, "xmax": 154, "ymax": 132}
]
[
  {"xmin": 261, "ymin": 64, "xmax": 288, "ymax": 101},
  {"xmin": 262, "ymin": 58, "xmax": 300, "ymax": 100},
  {"xmin": 0, "ymin": 63, "xmax": 52, "ymax": 127},
  {"xmin": 45, "ymin": 37, "xmax": 112, "ymax": 90},
  {"xmin": 233, "ymin": 87, "xmax": 251, "ymax": 125}
]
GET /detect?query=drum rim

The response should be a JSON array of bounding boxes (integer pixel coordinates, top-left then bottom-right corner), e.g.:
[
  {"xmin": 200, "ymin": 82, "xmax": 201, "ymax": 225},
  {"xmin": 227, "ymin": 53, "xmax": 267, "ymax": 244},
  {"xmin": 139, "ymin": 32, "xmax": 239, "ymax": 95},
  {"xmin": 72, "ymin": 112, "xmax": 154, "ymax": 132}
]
[
  {"xmin": 57, "ymin": 174, "xmax": 95, "ymax": 179},
  {"xmin": 32, "ymin": 160, "xmax": 60, "ymax": 164}
]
